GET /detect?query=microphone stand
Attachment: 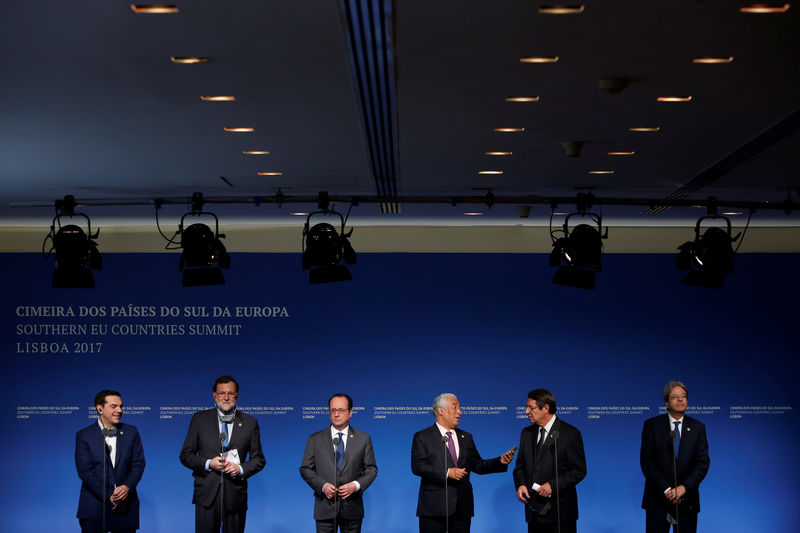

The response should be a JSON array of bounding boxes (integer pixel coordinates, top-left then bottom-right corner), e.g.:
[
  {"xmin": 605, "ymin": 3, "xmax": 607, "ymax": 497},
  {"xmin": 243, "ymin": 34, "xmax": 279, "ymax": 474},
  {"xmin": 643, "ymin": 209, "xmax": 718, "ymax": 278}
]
[
  {"xmin": 551, "ymin": 430, "xmax": 561, "ymax": 533},
  {"xmin": 219, "ymin": 432, "xmax": 226, "ymax": 533},
  {"xmin": 101, "ymin": 428, "xmax": 109, "ymax": 533},
  {"xmin": 442, "ymin": 434, "xmax": 450, "ymax": 533},
  {"xmin": 669, "ymin": 430, "xmax": 680, "ymax": 533},
  {"xmin": 333, "ymin": 436, "xmax": 341, "ymax": 533}
]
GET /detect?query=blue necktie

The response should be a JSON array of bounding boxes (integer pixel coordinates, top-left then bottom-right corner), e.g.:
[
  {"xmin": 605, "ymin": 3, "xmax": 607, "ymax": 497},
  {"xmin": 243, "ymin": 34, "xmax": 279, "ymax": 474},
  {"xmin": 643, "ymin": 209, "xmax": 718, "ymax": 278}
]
[
  {"xmin": 673, "ymin": 420, "xmax": 681, "ymax": 457},
  {"xmin": 221, "ymin": 420, "xmax": 229, "ymax": 450},
  {"xmin": 336, "ymin": 432, "xmax": 344, "ymax": 470}
]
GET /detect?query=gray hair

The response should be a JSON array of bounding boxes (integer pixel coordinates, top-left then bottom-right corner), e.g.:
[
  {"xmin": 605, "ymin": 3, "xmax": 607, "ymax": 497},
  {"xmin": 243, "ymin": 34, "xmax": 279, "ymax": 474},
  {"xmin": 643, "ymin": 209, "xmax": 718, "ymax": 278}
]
[
  {"xmin": 432, "ymin": 393, "xmax": 457, "ymax": 416},
  {"xmin": 663, "ymin": 381, "xmax": 688, "ymax": 402}
]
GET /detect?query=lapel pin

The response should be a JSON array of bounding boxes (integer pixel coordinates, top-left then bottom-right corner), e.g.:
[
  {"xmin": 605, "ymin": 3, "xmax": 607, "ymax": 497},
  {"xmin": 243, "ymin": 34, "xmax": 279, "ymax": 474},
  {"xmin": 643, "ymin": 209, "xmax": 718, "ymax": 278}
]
[
  {"xmin": 238, "ymin": 423, "xmax": 242, "ymax": 427},
  {"xmin": 120, "ymin": 431, "xmax": 124, "ymax": 435},
  {"xmin": 686, "ymin": 427, "xmax": 691, "ymax": 432},
  {"xmin": 460, "ymin": 434, "xmax": 465, "ymax": 438}
]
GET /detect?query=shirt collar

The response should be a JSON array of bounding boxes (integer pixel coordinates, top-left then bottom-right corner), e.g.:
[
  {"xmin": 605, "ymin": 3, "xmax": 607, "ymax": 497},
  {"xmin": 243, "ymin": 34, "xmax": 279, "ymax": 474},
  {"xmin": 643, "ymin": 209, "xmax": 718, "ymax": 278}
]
[
  {"xmin": 540, "ymin": 414, "xmax": 557, "ymax": 433},
  {"xmin": 435, "ymin": 422, "xmax": 456, "ymax": 436},
  {"xmin": 668, "ymin": 413, "xmax": 684, "ymax": 424},
  {"xmin": 330, "ymin": 425, "xmax": 350, "ymax": 438}
]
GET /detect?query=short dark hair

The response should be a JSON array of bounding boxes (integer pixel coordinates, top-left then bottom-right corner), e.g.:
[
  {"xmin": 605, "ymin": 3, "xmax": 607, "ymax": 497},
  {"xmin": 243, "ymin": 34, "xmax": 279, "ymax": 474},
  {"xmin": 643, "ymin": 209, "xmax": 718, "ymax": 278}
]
[
  {"xmin": 663, "ymin": 381, "xmax": 688, "ymax": 403},
  {"xmin": 329, "ymin": 393, "xmax": 353, "ymax": 410},
  {"xmin": 213, "ymin": 375, "xmax": 239, "ymax": 393},
  {"xmin": 528, "ymin": 388, "xmax": 557, "ymax": 414},
  {"xmin": 94, "ymin": 390, "xmax": 122, "ymax": 408}
]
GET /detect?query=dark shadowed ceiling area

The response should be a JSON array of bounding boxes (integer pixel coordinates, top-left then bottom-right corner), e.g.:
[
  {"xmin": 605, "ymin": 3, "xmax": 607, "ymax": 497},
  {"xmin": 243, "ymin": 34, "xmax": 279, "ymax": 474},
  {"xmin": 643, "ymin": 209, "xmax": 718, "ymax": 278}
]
[{"xmin": 1, "ymin": 1, "xmax": 799, "ymax": 227}]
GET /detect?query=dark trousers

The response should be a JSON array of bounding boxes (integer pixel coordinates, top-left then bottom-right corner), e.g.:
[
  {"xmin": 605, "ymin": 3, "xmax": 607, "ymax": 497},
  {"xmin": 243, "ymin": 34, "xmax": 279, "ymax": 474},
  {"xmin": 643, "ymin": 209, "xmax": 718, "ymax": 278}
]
[
  {"xmin": 78, "ymin": 519, "xmax": 134, "ymax": 533},
  {"xmin": 315, "ymin": 516, "xmax": 363, "ymax": 533},
  {"xmin": 419, "ymin": 513, "xmax": 471, "ymax": 533},
  {"xmin": 195, "ymin": 491, "xmax": 246, "ymax": 533},
  {"xmin": 646, "ymin": 511, "xmax": 698, "ymax": 533},
  {"xmin": 527, "ymin": 517, "xmax": 577, "ymax": 533}
]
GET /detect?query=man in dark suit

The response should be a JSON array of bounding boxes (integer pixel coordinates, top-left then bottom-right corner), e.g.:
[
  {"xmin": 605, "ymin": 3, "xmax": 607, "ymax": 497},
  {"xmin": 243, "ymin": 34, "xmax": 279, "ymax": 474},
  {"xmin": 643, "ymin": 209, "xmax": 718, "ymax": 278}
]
[
  {"xmin": 640, "ymin": 381, "xmax": 710, "ymax": 533},
  {"xmin": 411, "ymin": 392, "xmax": 515, "ymax": 533},
  {"xmin": 180, "ymin": 375, "xmax": 266, "ymax": 533},
  {"xmin": 75, "ymin": 389, "xmax": 146, "ymax": 533},
  {"xmin": 300, "ymin": 393, "xmax": 378, "ymax": 532},
  {"xmin": 513, "ymin": 388, "xmax": 586, "ymax": 533}
]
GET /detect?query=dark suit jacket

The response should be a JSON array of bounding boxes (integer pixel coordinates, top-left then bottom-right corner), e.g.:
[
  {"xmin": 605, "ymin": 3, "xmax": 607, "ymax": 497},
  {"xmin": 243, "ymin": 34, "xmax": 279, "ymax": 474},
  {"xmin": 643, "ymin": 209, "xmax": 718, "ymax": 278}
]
[
  {"xmin": 299, "ymin": 426, "xmax": 378, "ymax": 520},
  {"xmin": 512, "ymin": 418, "xmax": 586, "ymax": 524},
  {"xmin": 75, "ymin": 421, "xmax": 146, "ymax": 530},
  {"xmin": 640, "ymin": 414, "xmax": 709, "ymax": 514},
  {"xmin": 411, "ymin": 424, "xmax": 507, "ymax": 518},
  {"xmin": 179, "ymin": 408, "xmax": 266, "ymax": 511}
]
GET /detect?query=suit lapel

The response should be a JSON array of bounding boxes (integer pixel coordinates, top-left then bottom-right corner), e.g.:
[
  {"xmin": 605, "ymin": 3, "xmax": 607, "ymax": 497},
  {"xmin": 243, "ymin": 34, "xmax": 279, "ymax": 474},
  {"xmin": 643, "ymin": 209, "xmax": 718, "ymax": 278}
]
[
  {"xmin": 114, "ymin": 425, "xmax": 124, "ymax": 469},
  {"xmin": 340, "ymin": 428, "xmax": 357, "ymax": 470}
]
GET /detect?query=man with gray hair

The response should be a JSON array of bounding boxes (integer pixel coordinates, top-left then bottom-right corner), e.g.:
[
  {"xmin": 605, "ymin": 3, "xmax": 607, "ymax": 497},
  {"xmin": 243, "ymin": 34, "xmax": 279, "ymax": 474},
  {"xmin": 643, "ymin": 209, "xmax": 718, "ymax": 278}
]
[
  {"xmin": 411, "ymin": 393, "xmax": 515, "ymax": 533},
  {"xmin": 640, "ymin": 381, "xmax": 710, "ymax": 533}
]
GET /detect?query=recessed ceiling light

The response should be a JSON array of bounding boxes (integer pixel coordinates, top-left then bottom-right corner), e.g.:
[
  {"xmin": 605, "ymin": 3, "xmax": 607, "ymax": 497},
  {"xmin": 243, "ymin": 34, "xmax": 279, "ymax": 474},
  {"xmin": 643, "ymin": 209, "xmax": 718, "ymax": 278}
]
[
  {"xmin": 170, "ymin": 57, "xmax": 211, "ymax": 64},
  {"xmin": 520, "ymin": 56, "xmax": 559, "ymax": 63},
  {"xmin": 589, "ymin": 170, "xmax": 614, "ymax": 174},
  {"xmin": 657, "ymin": 96, "xmax": 692, "ymax": 102},
  {"xmin": 494, "ymin": 127, "xmax": 525, "ymax": 133},
  {"xmin": 257, "ymin": 172, "xmax": 283, "ymax": 176},
  {"xmin": 722, "ymin": 211, "xmax": 744, "ymax": 215},
  {"xmin": 629, "ymin": 126, "xmax": 661, "ymax": 132},
  {"xmin": 463, "ymin": 212, "xmax": 484, "ymax": 216},
  {"xmin": 692, "ymin": 57, "xmax": 734, "ymax": 64},
  {"xmin": 485, "ymin": 151, "xmax": 512, "ymax": 156},
  {"xmin": 130, "ymin": 4, "xmax": 179, "ymax": 14},
  {"xmin": 539, "ymin": 5, "xmax": 585, "ymax": 14},
  {"xmin": 290, "ymin": 212, "xmax": 309, "ymax": 216},
  {"xmin": 224, "ymin": 127, "xmax": 254, "ymax": 132},
  {"xmin": 740, "ymin": 3, "xmax": 791, "ymax": 13},
  {"xmin": 553, "ymin": 211, "xmax": 569, "ymax": 215},
  {"xmin": 242, "ymin": 150, "xmax": 270, "ymax": 155},
  {"xmin": 607, "ymin": 151, "xmax": 635, "ymax": 156},
  {"xmin": 478, "ymin": 170, "xmax": 504, "ymax": 175},
  {"xmin": 505, "ymin": 96, "xmax": 540, "ymax": 102},
  {"xmin": 200, "ymin": 95, "xmax": 236, "ymax": 101}
]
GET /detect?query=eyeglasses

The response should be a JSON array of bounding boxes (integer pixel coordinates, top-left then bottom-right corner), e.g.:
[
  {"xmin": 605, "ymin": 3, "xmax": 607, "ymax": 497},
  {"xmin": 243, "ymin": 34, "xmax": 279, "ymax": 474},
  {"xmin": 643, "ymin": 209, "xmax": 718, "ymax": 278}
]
[
  {"xmin": 669, "ymin": 395, "xmax": 687, "ymax": 400},
  {"xmin": 215, "ymin": 392, "xmax": 238, "ymax": 398},
  {"xmin": 329, "ymin": 408, "xmax": 350, "ymax": 414}
]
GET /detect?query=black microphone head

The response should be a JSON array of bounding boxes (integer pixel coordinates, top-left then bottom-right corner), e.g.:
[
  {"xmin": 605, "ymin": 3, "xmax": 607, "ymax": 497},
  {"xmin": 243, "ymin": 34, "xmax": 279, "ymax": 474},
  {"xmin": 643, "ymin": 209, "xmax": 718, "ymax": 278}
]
[
  {"xmin": 442, "ymin": 435, "xmax": 449, "ymax": 443},
  {"xmin": 669, "ymin": 430, "xmax": 676, "ymax": 440},
  {"xmin": 550, "ymin": 430, "xmax": 559, "ymax": 439},
  {"xmin": 220, "ymin": 432, "xmax": 227, "ymax": 442},
  {"xmin": 332, "ymin": 436, "xmax": 340, "ymax": 446}
]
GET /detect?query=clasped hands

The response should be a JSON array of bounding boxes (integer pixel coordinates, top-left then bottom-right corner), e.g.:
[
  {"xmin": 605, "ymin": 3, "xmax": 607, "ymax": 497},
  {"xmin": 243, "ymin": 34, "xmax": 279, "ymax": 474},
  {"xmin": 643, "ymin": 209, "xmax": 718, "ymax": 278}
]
[
  {"xmin": 665, "ymin": 485, "xmax": 686, "ymax": 504},
  {"xmin": 109, "ymin": 484, "xmax": 129, "ymax": 509},
  {"xmin": 323, "ymin": 482, "xmax": 357, "ymax": 499},
  {"xmin": 516, "ymin": 482, "xmax": 553, "ymax": 503},
  {"xmin": 209, "ymin": 455, "xmax": 241, "ymax": 476}
]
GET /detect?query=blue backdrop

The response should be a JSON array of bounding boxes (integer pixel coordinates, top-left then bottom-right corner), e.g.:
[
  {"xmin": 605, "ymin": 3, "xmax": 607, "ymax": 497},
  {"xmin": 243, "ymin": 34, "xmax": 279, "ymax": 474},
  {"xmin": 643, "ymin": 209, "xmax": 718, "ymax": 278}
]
[{"xmin": 3, "ymin": 252, "xmax": 798, "ymax": 532}]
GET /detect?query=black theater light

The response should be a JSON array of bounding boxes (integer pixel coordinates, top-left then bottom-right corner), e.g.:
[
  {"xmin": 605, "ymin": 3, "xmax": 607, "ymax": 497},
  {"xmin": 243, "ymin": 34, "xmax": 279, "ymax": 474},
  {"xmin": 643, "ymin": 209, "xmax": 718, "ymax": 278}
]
[
  {"xmin": 549, "ymin": 201, "xmax": 607, "ymax": 289},
  {"xmin": 43, "ymin": 195, "xmax": 101, "ymax": 288},
  {"xmin": 176, "ymin": 193, "xmax": 230, "ymax": 286},
  {"xmin": 676, "ymin": 214, "xmax": 739, "ymax": 289},
  {"xmin": 302, "ymin": 192, "xmax": 356, "ymax": 284}
]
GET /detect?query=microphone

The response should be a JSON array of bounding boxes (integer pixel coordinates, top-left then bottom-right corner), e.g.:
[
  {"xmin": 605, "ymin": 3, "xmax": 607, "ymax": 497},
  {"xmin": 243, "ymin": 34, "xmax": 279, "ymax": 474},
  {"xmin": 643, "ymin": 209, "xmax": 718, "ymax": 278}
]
[
  {"xmin": 550, "ymin": 430, "xmax": 561, "ymax": 533},
  {"xmin": 332, "ymin": 436, "xmax": 342, "ymax": 533},
  {"xmin": 668, "ymin": 430, "xmax": 680, "ymax": 532}
]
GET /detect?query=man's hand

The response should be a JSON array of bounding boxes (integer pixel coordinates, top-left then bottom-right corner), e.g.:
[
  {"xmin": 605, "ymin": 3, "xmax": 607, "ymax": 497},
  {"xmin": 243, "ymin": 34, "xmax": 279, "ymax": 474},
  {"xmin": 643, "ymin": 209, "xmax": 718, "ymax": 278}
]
[
  {"xmin": 500, "ymin": 448, "xmax": 516, "ymax": 464},
  {"xmin": 536, "ymin": 482, "xmax": 553, "ymax": 497},
  {"xmin": 447, "ymin": 467, "xmax": 467, "ymax": 480},
  {"xmin": 222, "ymin": 461, "xmax": 241, "ymax": 476},
  {"xmin": 110, "ymin": 484, "xmax": 129, "ymax": 503},
  {"xmin": 209, "ymin": 456, "xmax": 226, "ymax": 472},
  {"xmin": 666, "ymin": 485, "xmax": 686, "ymax": 503},
  {"xmin": 516, "ymin": 485, "xmax": 530, "ymax": 503},
  {"xmin": 322, "ymin": 482, "xmax": 337, "ymax": 499},
  {"xmin": 337, "ymin": 482, "xmax": 357, "ymax": 499}
]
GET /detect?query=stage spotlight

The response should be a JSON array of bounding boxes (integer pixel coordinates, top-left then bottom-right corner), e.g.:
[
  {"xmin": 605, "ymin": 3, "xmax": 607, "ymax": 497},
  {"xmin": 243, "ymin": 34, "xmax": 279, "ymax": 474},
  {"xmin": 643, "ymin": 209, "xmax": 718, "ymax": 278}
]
[
  {"xmin": 178, "ymin": 193, "xmax": 230, "ymax": 286},
  {"xmin": 549, "ymin": 211, "xmax": 606, "ymax": 290},
  {"xmin": 43, "ymin": 195, "xmax": 101, "ymax": 288},
  {"xmin": 302, "ymin": 198, "xmax": 356, "ymax": 284},
  {"xmin": 676, "ymin": 215, "xmax": 738, "ymax": 289}
]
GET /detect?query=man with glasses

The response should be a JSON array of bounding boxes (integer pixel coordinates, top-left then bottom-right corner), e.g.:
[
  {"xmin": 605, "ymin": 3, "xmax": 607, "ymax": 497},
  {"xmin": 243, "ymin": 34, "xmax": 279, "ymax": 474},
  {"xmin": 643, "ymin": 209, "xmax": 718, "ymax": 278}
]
[
  {"xmin": 180, "ymin": 375, "xmax": 266, "ymax": 533},
  {"xmin": 300, "ymin": 393, "xmax": 378, "ymax": 533},
  {"xmin": 641, "ymin": 381, "xmax": 710, "ymax": 533}
]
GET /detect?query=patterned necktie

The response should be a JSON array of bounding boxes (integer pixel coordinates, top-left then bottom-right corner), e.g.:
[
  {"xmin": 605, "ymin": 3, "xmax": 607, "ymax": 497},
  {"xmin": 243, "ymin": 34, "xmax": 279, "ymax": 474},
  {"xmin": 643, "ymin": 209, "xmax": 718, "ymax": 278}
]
[
  {"xmin": 535, "ymin": 426, "xmax": 546, "ymax": 456},
  {"xmin": 447, "ymin": 431, "xmax": 458, "ymax": 466},
  {"xmin": 673, "ymin": 420, "xmax": 681, "ymax": 457},
  {"xmin": 336, "ymin": 432, "xmax": 345, "ymax": 470}
]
